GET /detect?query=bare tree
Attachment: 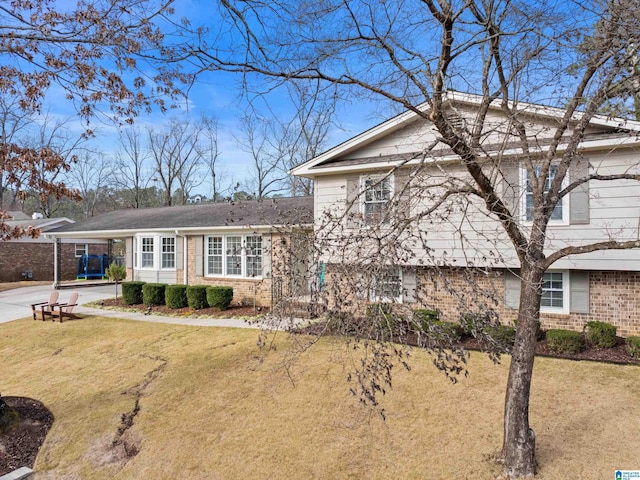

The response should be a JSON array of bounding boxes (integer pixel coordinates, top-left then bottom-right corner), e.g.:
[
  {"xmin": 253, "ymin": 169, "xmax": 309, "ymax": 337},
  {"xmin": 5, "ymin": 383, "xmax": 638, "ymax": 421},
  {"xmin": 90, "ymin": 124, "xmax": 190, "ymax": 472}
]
[
  {"xmin": 67, "ymin": 151, "xmax": 113, "ymax": 219},
  {"xmin": 235, "ymin": 112, "xmax": 290, "ymax": 199},
  {"xmin": 282, "ymin": 83, "xmax": 335, "ymax": 196},
  {"xmin": 197, "ymin": 115, "xmax": 228, "ymax": 201},
  {"xmin": 147, "ymin": 117, "xmax": 205, "ymax": 206},
  {"xmin": 203, "ymin": 1, "xmax": 640, "ymax": 477},
  {"xmin": 114, "ymin": 127, "xmax": 156, "ymax": 209}
]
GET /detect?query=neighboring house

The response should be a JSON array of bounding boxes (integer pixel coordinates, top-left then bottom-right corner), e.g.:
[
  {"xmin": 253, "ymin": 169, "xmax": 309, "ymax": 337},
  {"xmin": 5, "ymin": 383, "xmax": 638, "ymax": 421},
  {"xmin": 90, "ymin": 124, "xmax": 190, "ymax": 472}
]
[
  {"xmin": 291, "ymin": 92, "xmax": 640, "ymax": 336},
  {"xmin": 48, "ymin": 197, "xmax": 314, "ymax": 307},
  {"xmin": 0, "ymin": 212, "xmax": 109, "ymax": 282}
]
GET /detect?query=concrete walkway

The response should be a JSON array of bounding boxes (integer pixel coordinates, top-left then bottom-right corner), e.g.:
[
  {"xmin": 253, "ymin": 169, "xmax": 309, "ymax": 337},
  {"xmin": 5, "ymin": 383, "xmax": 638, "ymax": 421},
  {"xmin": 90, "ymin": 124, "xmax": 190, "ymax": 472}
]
[{"xmin": 0, "ymin": 283, "xmax": 274, "ymax": 329}]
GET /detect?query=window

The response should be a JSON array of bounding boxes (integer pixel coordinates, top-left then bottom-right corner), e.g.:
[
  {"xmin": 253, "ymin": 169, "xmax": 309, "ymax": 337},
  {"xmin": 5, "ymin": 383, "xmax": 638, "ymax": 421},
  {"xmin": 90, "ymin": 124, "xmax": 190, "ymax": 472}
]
[
  {"xmin": 524, "ymin": 165, "xmax": 564, "ymax": 222},
  {"xmin": 74, "ymin": 244, "xmax": 88, "ymax": 257},
  {"xmin": 245, "ymin": 236, "xmax": 262, "ymax": 277},
  {"xmin": 161, "ymin": 237, "xmax": 175, "ymax": 269},
  {"xmin": 205, "ymin": 234, "xmax": 265, "ymax": 278},
  {"xmin": 371, "ymin": 268, "xmax": 402, "ymax": 302},
  {"xmin": 207, "ymin": 236, "xmax": 223, "ymax": 275},
  {"xmin": 141, "ymin": 237, "xmax": 154, "ymax": 268},
  {"xmin": 541, "ymin": 272, "xmax": 564, "ymax": 309},
  {"xmin": 363, "ymin": 176, "xmax": 392, "ymax": 223}
]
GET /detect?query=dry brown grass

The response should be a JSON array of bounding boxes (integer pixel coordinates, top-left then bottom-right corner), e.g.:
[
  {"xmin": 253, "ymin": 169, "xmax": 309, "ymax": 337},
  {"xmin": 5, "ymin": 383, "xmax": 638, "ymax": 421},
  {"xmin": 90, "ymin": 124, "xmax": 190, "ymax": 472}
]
[{"xmin": 1, "ymin": 316, "xmax": 639, "ymax": 479}]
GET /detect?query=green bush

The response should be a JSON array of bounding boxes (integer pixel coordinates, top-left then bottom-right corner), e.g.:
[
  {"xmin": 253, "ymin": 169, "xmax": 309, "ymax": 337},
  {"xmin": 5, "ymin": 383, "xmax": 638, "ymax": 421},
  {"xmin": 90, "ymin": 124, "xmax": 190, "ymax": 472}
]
[
  {"xmin": 412, "ymin": 309, "xmax": 439, "ymax": 331},
  {"xmin": 367, "ymin": 303, "xmax": 401, "ymax": 338},
  {"xmin": 142, "ymin": 283, "xmax": 166, "ymax": 306},
  {"xmin": 625, "ymin": 337, "xmax": 640, "ymax": 358},
  {"xmin": 122, "ymin": 281, "xmax": 145, "ymax": 305},
  {"xmin": 187, "ymin": 285, "xmax": 209, "ymax": 310},
  {"xmin": 585, "ymin": 321, "xmax": 617, "ymax": 348},
  {"xmin": 206, "ymin": 286, "xmax": 234, "ymax": 311},
  {"xmin": 460, "ymin": 312, "xmax": 491, "ymax": 336},
  {"xmin": 428, "ymin": 321, "xmax": 463, "ymax": 343},
  {"xmin": 546, "ymin": 329, "xmax": 584, "ymax": 354},
  {"xmin": 165, "ymin": 284, "xmax": 188, "ymax": 309},
  {"xmin": 485, "ymin": 325, "xmax": 516, "ymax": 350}
]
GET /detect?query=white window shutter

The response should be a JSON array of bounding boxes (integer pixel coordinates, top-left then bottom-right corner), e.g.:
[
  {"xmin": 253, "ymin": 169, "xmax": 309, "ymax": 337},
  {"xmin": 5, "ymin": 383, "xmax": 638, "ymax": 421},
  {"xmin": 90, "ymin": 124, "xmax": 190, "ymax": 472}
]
[
  {"xmin": 570, "ymin": 271, "xmax": 590, "ymax": 314},
  {"xmin": 501, "ymin": 164, "xmax": 520, "ymax": 222},
  {"xmin": 402, "ymin": 268, "xmax": 417, "ymax": 303},
  {"xmin": 570, "ymin": 158, "xmax": 590, "ymax": 224},
  {"xmin": 195, "ymin": 236, "xmax": 204, "ymax": 277},
  {"xmin": 346, "ymin": 176, "xmax": 360, "ymax": 228},
  {"xmin": 176, "ymin": 236, "xmax": 184, "ymax": 270},
  {"xmin": 262, "ymin": 234, "xmax": 272, "ymax": 278},
  {"xmin": 504, "ymin": 269, "xmax": 521, "ymax": 309},
  {"xmin": 125, "ymin": 237, "xmax": 133, "ymax": 268}
]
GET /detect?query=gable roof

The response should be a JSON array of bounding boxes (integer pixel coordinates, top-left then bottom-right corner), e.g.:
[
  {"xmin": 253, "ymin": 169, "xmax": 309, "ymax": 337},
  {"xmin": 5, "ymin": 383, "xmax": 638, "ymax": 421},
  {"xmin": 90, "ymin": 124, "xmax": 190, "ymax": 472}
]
[
  {"xmin": 47, "ymin": 197, "xmax": 313, "ymax": 238},
  {"xmin": 292, "ymin": 91, "xmax": 640, "ymax": 177}
]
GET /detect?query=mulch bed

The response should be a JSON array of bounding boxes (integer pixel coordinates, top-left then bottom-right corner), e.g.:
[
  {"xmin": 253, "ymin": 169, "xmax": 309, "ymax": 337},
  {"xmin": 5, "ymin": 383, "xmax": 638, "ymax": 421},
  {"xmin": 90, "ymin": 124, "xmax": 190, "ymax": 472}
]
[
  {"xmin": 97, "ymin": 297, "xmax": 269, "ymax": 318},
  {"xmin": 0, "ymin": 397, "xmax": 54, "ymax": 476}
]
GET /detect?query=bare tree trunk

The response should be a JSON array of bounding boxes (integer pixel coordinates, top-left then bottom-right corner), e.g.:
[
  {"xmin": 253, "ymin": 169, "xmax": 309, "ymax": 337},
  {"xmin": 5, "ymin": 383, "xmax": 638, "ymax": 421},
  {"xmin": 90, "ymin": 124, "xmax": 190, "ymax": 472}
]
[{"xmin": 501, "ymin": 263, "xmax": 543, "ymax": 478}]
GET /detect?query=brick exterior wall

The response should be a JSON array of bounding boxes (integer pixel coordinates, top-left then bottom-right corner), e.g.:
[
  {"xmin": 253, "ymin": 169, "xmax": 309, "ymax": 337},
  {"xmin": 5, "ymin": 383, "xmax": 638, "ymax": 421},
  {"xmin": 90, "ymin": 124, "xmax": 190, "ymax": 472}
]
[
  {"xmin": 0, "ymin": 241, "xmax": 107, "ymax": 282},
  {"xmin": 323, "ymin": 265, "xmax": 640, "ymax": 337},
  {"xmin": 185, "ymin": 236, "xmax": 273, "ymax": 307}
]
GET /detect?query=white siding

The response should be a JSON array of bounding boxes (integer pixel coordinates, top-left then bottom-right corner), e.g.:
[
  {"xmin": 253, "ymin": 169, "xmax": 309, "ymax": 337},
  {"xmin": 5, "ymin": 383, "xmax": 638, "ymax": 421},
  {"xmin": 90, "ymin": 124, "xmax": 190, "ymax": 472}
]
[{"xmin": 314, "ymin": 150, "xmax": 640, "ymax": 271}]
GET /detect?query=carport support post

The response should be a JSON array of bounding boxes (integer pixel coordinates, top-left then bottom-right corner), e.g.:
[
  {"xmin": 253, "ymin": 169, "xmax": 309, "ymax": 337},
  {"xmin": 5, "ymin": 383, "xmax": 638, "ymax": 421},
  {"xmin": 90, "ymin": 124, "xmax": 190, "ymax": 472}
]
[{"xmin": 52, "ymin": 236, "xmax": 61, "ymax": 288}]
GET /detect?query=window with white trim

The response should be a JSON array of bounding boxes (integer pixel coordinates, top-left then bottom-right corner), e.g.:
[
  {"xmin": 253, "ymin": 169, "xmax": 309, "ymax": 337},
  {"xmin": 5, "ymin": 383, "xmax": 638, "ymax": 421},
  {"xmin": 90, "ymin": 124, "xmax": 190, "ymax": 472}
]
[
  {"xmin": 362, "ymin": 175, "xmax": 392, "ymax": 223},
  {"xmin": 74, "ymin": 243, "xmax": 88, "ymax": 257},
  {"xmin": 207, "ymin": 236, "xmax": 223, "ymax": 275},
  {"xmin": 371, "ymin": 268, "xmax": 403, "ymax": 302},
  {"xmin": 161, "ymin": 237, "xmax": 175, "ymax": 269},
  {"xmin": 205, "ymin": 234, "xmax": 265, "ymax": 278},
  {"xmin": 141, "ymin": 237, "xmax": 154, "ymax": 268},
  {"xmin": 523, "ymin": 165, "xmax": 565, "ymax": 222},
  {"xmin": 541, "ymin": 271, "xmax": 569, "ymax": 313}
]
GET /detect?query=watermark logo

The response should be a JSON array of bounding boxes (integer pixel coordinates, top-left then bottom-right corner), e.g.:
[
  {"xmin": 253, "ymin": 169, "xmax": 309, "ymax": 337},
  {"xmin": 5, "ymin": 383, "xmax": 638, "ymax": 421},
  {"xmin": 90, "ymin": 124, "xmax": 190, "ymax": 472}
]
[{"xmin": 616, "ymin": 471, "xmax": 640, "ymax": 480}]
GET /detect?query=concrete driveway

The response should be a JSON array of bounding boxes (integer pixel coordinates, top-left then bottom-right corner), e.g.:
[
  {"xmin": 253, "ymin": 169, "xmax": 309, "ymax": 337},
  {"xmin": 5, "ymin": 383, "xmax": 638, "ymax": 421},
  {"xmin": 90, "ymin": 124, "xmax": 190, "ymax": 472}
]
[
  {"xmin": 0, "ymin": 284, "xmax": 116, "ymax": 323},
  {"xmin": 0, "ymin": 283, "xmax": 280, "ymax": 329}
]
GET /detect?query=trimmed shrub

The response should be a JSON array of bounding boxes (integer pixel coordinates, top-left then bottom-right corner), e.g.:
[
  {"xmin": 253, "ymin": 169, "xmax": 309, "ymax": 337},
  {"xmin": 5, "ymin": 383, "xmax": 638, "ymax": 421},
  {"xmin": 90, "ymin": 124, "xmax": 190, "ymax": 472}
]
[
  {"xmin": 460, "ymin": 312, "xmax": 492, "ymax": 337},
  {"xmin": 165, "ymin": 284, "xmax": 188, "ymax": 309},
  {"xmin": 626, "ymin": 337, "xmax": 640, "ymax": 358},
  {"xmin": 485, "ymin": 325, "xmax": 516, "ymax": 350},
  {"xmin": 366, "ymin": 303, "xmax": 403, "ymax": 338},
  {"xmin": 585, "ymin": 321, "xmax": 617, "ymax": 348},
  {"xmin": 546, "ymin": 329, "xmax": 584, "ymax": 354},
  {"xmin": 187, "ymin": 285, "xmax": 209, "ymax": 310},
  {"xmin": 428, "ymin": 321, "xmax": 463, "ymax": 343},
  {"xmin": 412, "ymin": 309, "xmax": 439, "ymax": 331},
  {"xmin": 206, "ymin": 286, "xmax": 234, "ymax": 311},
  {"xmin": 122, "ymin": 281, "xmax": 145, "ymax": 305},
  {"xmin": 143, "ymin": 283, "xmax": 166, "ymax": 306}
]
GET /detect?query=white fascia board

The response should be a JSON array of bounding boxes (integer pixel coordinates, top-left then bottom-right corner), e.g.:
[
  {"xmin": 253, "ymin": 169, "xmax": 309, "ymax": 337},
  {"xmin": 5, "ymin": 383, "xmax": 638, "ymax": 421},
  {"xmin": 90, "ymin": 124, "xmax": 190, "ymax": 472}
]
[
  {"xmin": 291, "ymin": 104, "xmax": 430, "ymax": 177},
  {"xmin": 293, "ymin": 93, "xmax": 640, "ymax": 179},
  {"xmin": 48, "ymin": 223, "xmax": 314, "ymax": 239},
  {"xmin": 299, "ymin": 134, "xmax": 640, "ymax": 177}
]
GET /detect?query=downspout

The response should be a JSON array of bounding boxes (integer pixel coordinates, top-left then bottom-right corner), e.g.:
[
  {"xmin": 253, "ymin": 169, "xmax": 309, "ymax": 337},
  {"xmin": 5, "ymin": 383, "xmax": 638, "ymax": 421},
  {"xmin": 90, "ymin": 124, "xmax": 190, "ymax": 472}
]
[
  {"xmin": 48, "ymin": 235, "xmax": 60, "ymax": 289},
  {"xmin": 175, "ymin": 230, "xmax": 188, "ymax": 285}
]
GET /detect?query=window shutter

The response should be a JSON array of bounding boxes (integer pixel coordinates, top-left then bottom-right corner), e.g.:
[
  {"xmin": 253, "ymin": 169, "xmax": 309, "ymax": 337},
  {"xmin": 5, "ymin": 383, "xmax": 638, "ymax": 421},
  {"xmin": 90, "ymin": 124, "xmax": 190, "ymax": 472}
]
[
  {"xmin": 262, "ymin": 234, "xmax": 272, "ymax": 278},
  {"xmin": 176, "ymin": 236, "xmax": 184, "ymax": 270},
  {"xmin": 394, "ymin": 169, "xmax": 411, "ymax": 222},
  {"xmin": 345, "ymin": 176, "xmax": 361, "ymax": 228},
  {"xmin": 125, "ymin": 237, "xmax": 133, "ymax": 268},
  {"xmin": 501, "ymin": 164, "xmax": 520, "ymax": 222},
  {"xmin": 504, "ymin": 269, "xmax": 521, "ymax": 309},
  {"xmin": 570, "ymin": 271, "xmax": 590, "ymax": 314},
  {"xmin": 195, "ymin": 236, "xmax": 204, "ymax": 277},
  {"xmin": 402, "ymin": 268, "xmax": 417, "ymax": 303},
  {"xmin": 570, "ymin": 158, "xmax": 590, "ymax": 224}
]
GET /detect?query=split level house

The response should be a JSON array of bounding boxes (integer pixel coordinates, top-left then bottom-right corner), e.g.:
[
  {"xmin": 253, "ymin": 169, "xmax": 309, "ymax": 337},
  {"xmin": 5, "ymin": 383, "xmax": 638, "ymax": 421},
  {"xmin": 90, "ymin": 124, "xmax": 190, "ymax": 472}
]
[
  {"xmin": 48, "ymin": 197, "xmax": 314, "ymax": 307},
  {"xmin": 291, "ymin": 92, "xmax": 640, "ymax": 337}
]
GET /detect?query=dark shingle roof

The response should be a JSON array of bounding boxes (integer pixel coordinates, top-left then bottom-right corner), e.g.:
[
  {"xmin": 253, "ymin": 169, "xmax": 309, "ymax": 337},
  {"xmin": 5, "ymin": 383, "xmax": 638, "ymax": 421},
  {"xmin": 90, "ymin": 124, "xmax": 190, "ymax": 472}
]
[{"xmin": 50, "ymin": 197, "xmax": 313, "ymax": 234}]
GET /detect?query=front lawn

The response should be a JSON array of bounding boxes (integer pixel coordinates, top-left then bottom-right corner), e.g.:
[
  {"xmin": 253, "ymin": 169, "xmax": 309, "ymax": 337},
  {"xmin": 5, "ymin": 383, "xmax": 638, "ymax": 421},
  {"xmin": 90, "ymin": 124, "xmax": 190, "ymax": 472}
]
[{"xmin": 1, "ymin": 316, "xmax": 638, "ymax": 479}]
